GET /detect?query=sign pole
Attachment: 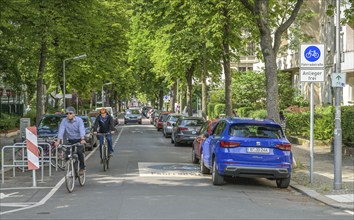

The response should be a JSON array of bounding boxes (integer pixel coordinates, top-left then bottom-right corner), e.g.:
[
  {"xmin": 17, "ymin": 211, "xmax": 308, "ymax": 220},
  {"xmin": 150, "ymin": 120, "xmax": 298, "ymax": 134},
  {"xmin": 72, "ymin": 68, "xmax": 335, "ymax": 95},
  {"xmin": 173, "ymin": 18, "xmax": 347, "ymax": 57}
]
[
  {"xmin": 333, "ymin": 0, "xmax": 342, "ymax": 190},
  {"xmin": 300, "ymin": 43, "xmax": 325, "ymax": 184},
  {"xmin": 310, "ymin": 82, "xmax": 314, "ymax": 183}
]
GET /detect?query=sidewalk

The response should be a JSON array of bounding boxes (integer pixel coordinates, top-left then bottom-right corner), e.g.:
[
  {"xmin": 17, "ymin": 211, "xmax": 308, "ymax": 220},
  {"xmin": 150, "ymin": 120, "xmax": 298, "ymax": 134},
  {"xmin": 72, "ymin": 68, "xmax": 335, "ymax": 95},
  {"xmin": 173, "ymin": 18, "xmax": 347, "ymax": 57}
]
[{"xmin": 290, "ymin": 140, "xmax": 354, "ymax": 210}]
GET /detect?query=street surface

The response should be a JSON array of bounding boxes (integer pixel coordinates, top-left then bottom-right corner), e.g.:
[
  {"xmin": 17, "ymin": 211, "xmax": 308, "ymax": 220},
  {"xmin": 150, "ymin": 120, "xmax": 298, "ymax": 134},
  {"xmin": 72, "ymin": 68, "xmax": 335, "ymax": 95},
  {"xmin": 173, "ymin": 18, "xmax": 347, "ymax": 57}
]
[{"xmin": 1, "ymin": 119, "xmax": 353, "ymax": 219}]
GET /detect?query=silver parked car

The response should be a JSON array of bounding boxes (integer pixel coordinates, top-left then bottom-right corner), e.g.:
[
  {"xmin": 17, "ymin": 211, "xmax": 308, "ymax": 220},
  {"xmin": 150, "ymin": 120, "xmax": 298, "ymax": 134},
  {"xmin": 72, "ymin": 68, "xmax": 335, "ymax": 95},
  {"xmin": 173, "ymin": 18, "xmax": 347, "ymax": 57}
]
[
  {"xmin": 124, "ymin": 108, "xmax": 143, "ymax": 124},
  {"xmin": 171, "ymin": 116, "xmax": 205, "ymax": 146},
  {"xmin": 162, "ymin": 113, "xmax": 182, "ymax": 138}
]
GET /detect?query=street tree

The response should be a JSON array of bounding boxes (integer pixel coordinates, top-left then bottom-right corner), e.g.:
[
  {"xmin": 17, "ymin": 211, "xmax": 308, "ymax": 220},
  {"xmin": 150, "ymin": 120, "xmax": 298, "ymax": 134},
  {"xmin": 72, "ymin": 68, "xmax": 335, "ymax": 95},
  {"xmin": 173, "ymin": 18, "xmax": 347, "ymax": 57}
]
[{"xmin": 240, "ymin": 0, "xmax": 304, "ymax": 122}]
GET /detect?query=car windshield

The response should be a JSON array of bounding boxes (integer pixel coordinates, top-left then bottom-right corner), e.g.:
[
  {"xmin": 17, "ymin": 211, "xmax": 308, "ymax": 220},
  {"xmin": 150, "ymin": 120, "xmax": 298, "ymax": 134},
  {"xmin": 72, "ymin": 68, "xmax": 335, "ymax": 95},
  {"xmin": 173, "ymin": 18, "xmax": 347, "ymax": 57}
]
[
  {"xmin": 80, "ymin": 117, "xmax": 89, "ymax": 128},
  {"xmin": 38, "ymin": 116, "xmax": 62, "ymax": 130},
  {"xmin": 181, "ymin": 119, "xmax": 204, "ymax": 126},
  {"xmin": 170, "ymin": 115, "xmax": 180, "ymax": 122},
  {"xmin": 129, "ymin": 109, "xmax": 140, "ymax": 114},
  {"xmin": 229, "ymin": 124, "xmax": 284, "ymax": 139}
]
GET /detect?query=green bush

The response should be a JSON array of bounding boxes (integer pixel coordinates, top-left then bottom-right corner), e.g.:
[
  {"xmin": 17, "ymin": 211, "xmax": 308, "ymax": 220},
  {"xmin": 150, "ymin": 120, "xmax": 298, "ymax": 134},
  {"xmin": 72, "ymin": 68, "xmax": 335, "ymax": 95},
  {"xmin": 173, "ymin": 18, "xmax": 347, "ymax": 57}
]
[
  {"xmin": 214, "ymin": 104, "xmax": 225, "ymax": 118},
  {"xmin": 207, "ymin": 103, "xmax": 216, "ymax": 119},
  {"xmin": 237, "ymin": 107, "xmax": 253, "ymax": 117},
  {"xmin": 0, "ymin": 114, "xmax": 21, "ymax": 130},
  {"xmin": 286, "ymin": 106, "xmax": 334, "ymax": 141},
  {"xmin": 248, "ymin": 109, "xmax": 268, "ymax": 119},
  {"xmin": 342, "ymin": 106, "xmax": 354, "ymax": 147}
]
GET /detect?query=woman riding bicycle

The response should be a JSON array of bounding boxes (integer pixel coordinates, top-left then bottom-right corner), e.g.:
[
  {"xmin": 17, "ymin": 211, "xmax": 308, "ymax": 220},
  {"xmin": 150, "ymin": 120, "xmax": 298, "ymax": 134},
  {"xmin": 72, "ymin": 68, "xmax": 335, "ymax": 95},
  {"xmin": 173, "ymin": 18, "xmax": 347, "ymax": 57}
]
[{"xmin": 93, "ymin": 107, "xmax": 115, "ymax": 164}]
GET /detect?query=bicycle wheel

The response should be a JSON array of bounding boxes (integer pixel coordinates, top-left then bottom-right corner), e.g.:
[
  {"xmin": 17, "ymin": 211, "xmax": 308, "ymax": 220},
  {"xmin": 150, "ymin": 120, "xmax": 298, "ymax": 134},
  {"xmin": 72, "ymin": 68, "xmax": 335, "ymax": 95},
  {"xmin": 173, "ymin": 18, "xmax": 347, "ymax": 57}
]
[
  {"xmin": 65, "ymin": 160, "xmax": 75, "ymax": 193},
  {"xmin": 51, "ymin": 147, "xmax": 65, "ymax": 170},
  {"xmin": 78, "ymin": 155, "xmax": 86, "ymax": 186}
]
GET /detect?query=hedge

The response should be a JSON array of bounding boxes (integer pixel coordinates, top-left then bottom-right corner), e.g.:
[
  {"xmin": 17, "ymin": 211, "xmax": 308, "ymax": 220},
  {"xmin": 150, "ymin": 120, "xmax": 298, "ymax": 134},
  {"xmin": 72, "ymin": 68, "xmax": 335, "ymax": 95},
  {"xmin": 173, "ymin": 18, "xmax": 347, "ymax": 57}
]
[
  {"xmin": 207, "ymin": 103, "xmax": 216, "ymax": 119},
  {"xmin": 214, "ymin": 104, "xmax": 225, "ymax": 118},
  {"xmin": 342, "ymin": 106, "xmax": 354, "ymax": 147},
  {"xmin": 237, "ymin": 107, "xmax": 253, "ymax": 117}
]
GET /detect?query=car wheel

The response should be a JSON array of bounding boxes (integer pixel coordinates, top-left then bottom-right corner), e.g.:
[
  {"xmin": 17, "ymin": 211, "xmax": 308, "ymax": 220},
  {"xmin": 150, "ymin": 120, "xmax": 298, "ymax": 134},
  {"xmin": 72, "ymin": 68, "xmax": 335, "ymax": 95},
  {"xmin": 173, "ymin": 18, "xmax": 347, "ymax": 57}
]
[
  {"xmin": 124, "ymin": 120, "xmax": 127, "ymax": 124},
  {"xmin": 212, "ymin": 159, "xmax": 224, "ymax": 185},
  {"xmin": 157, "ymin": 128, "xmax": 160, "ymax": 131},
  {"xmin": 200, "ymin": 152, "xmax": 210, "ymax": 174},
  {"xmin": 174, "ymin": 140, "xmax": 180, "ymax": 146},
  {"xmin": 192, "ymin": 147, "xmax": 199, "ymax": 164},
  {"xmin": 276, "ymin": 176, "xmax": 291, "ymax": 188}
]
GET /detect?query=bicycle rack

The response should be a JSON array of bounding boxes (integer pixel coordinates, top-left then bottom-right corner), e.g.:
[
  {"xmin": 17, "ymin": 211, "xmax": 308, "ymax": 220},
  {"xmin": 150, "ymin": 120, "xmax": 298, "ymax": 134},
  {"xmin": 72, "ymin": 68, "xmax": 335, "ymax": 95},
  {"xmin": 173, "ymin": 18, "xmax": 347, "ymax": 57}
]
[
  {"xmin": 1, "ymin": 145, "xmax": 44, "ymax": 184},
  {"xmin": 13, "ymin": 141, "xmax": 54, "ymax": 175}
]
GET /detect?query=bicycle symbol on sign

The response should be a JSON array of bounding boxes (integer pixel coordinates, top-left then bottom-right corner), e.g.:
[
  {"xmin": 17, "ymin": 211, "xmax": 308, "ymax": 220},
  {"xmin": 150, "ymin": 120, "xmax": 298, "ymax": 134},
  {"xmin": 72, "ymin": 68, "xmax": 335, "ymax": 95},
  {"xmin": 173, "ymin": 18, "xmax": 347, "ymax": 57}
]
[
  {"xmin": 305, "ymin": 50, "xmax": 319, "ymax": 59},
  {"xmin": 304, "ymin": 46, "xmax": 321, "ymax": 62}
]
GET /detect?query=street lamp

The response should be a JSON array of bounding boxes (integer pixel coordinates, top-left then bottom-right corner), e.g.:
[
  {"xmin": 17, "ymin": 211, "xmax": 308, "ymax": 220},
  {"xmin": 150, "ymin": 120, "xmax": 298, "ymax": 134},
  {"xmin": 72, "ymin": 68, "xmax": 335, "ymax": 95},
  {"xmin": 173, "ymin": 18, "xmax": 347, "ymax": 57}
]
[
  {"xmin": 102, "ymin": 82, "xmax": 112, "ymax": 107},
  {"xmin": 63, "ymin": 54, "xmax": 87, "ymax": 111}
]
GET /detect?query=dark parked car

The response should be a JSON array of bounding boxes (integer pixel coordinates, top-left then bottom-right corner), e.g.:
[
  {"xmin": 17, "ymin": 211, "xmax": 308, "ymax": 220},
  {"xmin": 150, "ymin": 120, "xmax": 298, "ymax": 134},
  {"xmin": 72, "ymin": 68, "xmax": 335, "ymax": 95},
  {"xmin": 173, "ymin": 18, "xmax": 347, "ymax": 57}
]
[
  {"xmin": 171, "ymin": 116, "xmax": 204, "ymax": 146},
  {"xmin": 77, "ymin": 115, "xmax": 97, "ymax": 151},
  {"xmin": 192, "ymin": 119, "xmax": 219, "ymax": 164},
  {"xmin": 200, "ymin": 117, "xmax": 292, "ymax": 188},
  {"xmin": 37, "ymin": 114, "xmax": 66, "ymax": 138}
]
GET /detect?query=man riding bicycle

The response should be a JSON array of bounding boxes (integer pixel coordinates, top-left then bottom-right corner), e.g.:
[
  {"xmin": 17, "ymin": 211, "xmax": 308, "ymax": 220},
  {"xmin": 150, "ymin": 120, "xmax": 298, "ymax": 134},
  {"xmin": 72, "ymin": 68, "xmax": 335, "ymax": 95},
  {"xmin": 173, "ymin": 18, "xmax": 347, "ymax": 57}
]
[
  {"xmin": 55, "ymin": 106, "xmax": 86, "ymax": 175},
  {"xmin": 93, "ymin": 107, "xmax": 115, "ymax": 164}
]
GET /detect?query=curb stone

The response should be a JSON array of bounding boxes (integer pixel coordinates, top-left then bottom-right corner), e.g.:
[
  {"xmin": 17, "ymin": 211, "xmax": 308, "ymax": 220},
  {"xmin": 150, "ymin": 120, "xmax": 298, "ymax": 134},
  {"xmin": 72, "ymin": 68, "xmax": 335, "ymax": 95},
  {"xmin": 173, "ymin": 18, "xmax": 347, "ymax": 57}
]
[{"xmin": 290, "ymin": 181, "xmax": 354, "ymax": 211}]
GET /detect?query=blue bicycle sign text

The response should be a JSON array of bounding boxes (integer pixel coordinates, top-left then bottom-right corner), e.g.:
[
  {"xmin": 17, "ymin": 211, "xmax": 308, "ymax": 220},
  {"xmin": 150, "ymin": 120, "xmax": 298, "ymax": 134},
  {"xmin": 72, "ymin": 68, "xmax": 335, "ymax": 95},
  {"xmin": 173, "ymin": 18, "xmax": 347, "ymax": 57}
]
[{"xmin": 304, "ymin": 46, "xmax": 321, "ymax": 62}]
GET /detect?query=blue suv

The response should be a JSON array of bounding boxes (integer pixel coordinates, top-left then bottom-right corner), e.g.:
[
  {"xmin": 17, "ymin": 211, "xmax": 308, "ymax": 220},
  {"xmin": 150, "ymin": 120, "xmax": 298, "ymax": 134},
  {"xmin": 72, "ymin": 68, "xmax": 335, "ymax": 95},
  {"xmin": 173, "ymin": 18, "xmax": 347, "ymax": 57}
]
[{"xmin": 200, "ymin": 117, "xmax": 292, "ymax": 188}]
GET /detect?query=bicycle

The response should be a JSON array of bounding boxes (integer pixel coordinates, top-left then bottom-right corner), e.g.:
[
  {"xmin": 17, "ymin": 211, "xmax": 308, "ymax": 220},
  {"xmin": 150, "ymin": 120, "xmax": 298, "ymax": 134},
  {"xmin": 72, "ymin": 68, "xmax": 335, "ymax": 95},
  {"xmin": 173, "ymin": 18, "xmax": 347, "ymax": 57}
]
[
  {"xmin": 96, "ymin": 133, "xmax": 111, "ymax": 171},
  {"xmin": 14, "ymin": 137, "xmax": 66, "ymax": 171},
  {"xmin": 62, "ymin": 143, "xmax": 86, "ymax": 193}
]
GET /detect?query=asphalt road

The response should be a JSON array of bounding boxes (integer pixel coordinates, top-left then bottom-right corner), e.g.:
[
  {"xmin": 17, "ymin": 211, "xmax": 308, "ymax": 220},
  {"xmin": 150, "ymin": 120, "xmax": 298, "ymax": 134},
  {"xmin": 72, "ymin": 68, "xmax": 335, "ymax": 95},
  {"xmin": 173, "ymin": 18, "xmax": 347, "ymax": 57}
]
[{"xmin": 1, "ymin": 120, "xmax": 353, "ymax": 219}]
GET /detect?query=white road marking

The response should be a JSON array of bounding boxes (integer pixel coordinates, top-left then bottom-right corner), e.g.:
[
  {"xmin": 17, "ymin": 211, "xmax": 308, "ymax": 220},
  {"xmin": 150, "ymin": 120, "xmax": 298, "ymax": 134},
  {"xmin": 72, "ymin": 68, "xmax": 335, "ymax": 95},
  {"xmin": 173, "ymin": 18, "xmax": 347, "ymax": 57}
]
[
  {"xmin": 344, "ymin": 210, "xmax": 354, "ymax": 215},
  {"xmin": 0, "ymin": 130, "xmax": 123, "ymax": 216},
  {"xmin": 1, "ymin": 202, "xmax": 37, "ymax": 207},
  {"xmin": 0, "ymin": 192, "xmax": 21, "ymax": 199},
  {"xmin": 0, "ymin": 187, "xmax": 52, "ymax": 191}
]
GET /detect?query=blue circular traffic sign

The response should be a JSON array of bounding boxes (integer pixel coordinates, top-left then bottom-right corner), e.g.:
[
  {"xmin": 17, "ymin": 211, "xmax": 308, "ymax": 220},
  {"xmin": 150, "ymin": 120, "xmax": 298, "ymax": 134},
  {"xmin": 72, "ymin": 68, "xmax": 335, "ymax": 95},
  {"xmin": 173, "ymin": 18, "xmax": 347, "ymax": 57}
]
[{"xmin": 304, "ymin": 46, "xmax": 321, "ymax": 62}]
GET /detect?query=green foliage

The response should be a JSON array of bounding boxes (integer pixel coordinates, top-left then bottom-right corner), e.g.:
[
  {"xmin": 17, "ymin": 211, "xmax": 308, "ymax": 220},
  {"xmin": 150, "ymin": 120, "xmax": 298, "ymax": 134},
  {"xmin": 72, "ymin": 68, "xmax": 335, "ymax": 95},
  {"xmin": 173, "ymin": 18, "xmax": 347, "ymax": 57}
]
[
  {"xmin": 207, "ymin": 103, "xmax": 216, "ymax": 119},
  {"xmin": 248, "ymin": 109, "xmax": 268, "ymax": 119},
  {"xmin": 285, "ymin": 106, "xmax": 334, "ymax": 141},
  {"xmin": 293, "ymin": 95, "xmax": 310, "ymax": 107},
  {"xmin": 342, "ymin": 106, "xmax": 354, "ymax": 147},
  {"xmin": 0, "ymin": 114, "xmax": 20, "ymax": 131},
  {"xmin": 232, "ymin": 71, "xmax": 265, "ymax": 109},
  {"xmin": 237, "ymin": 107, "xmax": 253, "ymax": 117},
  {"xmin": 210, "ymin": 89, "xmax": 225, "ymax": 103},
  {"xmin": 214, "ymin": 104, "xmax": 225, "ymax": 118},
  {"xmin": 278, "ymin": 71, "xmax": 296, "ymax": 109}
]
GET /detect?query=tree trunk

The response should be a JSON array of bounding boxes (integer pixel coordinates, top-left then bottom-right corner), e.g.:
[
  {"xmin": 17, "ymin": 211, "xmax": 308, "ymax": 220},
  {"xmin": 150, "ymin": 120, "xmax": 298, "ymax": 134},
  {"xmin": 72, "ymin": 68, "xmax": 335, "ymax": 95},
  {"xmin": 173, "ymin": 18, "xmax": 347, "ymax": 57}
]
[
  {"xmin": 186, "ymin": 63, "xmax": 195, "ymax": 116},
  {"xmin": 159, "ymin": 89, "xmax": 164, "ymax": 110},
  {"xmin": 169, "ymin": 81, "xmax": 177, "ymax": 113},
  {"xmin": 222, "ymin": 5, "xmax": 232, "ymax": 116},
  {"xmin": 202, "ymin": 74, "xmax": 207, "ymax": 120},
  {"xmin": 36, "ymin": 41, "xmax": 47, "ymax": 126}
]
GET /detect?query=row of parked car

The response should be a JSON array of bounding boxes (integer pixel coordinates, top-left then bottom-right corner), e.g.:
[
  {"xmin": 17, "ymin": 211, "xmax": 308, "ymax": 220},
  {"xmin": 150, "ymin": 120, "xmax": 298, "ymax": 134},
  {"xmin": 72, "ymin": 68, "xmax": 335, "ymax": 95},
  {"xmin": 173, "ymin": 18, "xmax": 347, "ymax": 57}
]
[
  {"xmin": 33, "ymin": 107, "xmax": 120, "ymax": 151},
  {"xmin": 153, "ymin": 111, "xmax": 293, "ymax": 188}
]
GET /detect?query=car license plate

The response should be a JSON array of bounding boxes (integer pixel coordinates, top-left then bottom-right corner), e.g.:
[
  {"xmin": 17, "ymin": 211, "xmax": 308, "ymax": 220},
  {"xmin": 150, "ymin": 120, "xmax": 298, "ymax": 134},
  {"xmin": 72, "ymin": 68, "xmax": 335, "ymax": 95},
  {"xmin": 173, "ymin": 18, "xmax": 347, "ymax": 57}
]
[{"xmin": 247, "ymin": 147, "xmax": 270, "ymax": 154}]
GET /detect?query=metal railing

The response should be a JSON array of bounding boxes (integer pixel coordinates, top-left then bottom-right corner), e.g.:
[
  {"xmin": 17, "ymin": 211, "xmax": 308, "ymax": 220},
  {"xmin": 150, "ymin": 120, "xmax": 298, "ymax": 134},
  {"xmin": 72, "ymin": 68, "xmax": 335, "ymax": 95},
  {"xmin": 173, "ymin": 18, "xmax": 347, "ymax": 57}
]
[{"xmin": 1, "ymin": 145, "xmax": 44, "ymax": 184}]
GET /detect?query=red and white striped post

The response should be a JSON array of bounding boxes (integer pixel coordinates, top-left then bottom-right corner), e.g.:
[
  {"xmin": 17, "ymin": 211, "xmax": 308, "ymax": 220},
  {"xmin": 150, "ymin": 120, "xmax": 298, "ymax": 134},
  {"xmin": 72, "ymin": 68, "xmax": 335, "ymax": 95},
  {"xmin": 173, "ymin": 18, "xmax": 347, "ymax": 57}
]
[{"xmin": 26, "ymin": 127, "xmax": 39, "ymax": 187}]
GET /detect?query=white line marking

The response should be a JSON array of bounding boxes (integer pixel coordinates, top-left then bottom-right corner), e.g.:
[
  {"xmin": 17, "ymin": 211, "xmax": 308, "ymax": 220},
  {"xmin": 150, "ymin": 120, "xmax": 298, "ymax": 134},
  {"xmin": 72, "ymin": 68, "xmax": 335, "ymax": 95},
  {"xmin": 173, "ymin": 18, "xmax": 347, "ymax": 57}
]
[
  {"xmin": 344, "ymin": 210, "xmax": 354, "ymax": 215},
  {"xmin": 0, "ymin": 187, "xmax": 53, "ymax": 191},
  {"xmin": 1, "ymin": 202, "xmax": 36, "ymax": 207},
  {"xmin": 0, "ymin": 132, "xmax": 120, "ymax": 216},
  {"xmin": 113, "ymin": 127, "xmax": 124, "ymax": 149}
]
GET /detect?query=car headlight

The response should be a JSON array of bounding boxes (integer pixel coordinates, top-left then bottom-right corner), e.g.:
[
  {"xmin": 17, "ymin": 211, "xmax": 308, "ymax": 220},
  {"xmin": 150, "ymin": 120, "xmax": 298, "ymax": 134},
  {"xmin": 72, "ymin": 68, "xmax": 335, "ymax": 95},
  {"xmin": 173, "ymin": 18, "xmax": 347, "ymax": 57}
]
[
  {"xmin": 124, "ymin": 115, "xmax": 130, "ymax": 119},
  {"xmin": 137, "ymin": 115, "xmax": 142, "ymax": 119}
]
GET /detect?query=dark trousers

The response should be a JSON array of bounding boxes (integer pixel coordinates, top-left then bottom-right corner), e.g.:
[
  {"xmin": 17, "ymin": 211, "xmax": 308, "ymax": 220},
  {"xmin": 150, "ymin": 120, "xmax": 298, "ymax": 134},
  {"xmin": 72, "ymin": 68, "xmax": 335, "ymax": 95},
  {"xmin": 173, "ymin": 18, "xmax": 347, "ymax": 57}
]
[
  {"xmin": 98, "ymin": 133, "xmax": 113, "ymax": 159},
  {"xmin": 67, "ymin": 139, "xmax": 85, "ymax": 169}
]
